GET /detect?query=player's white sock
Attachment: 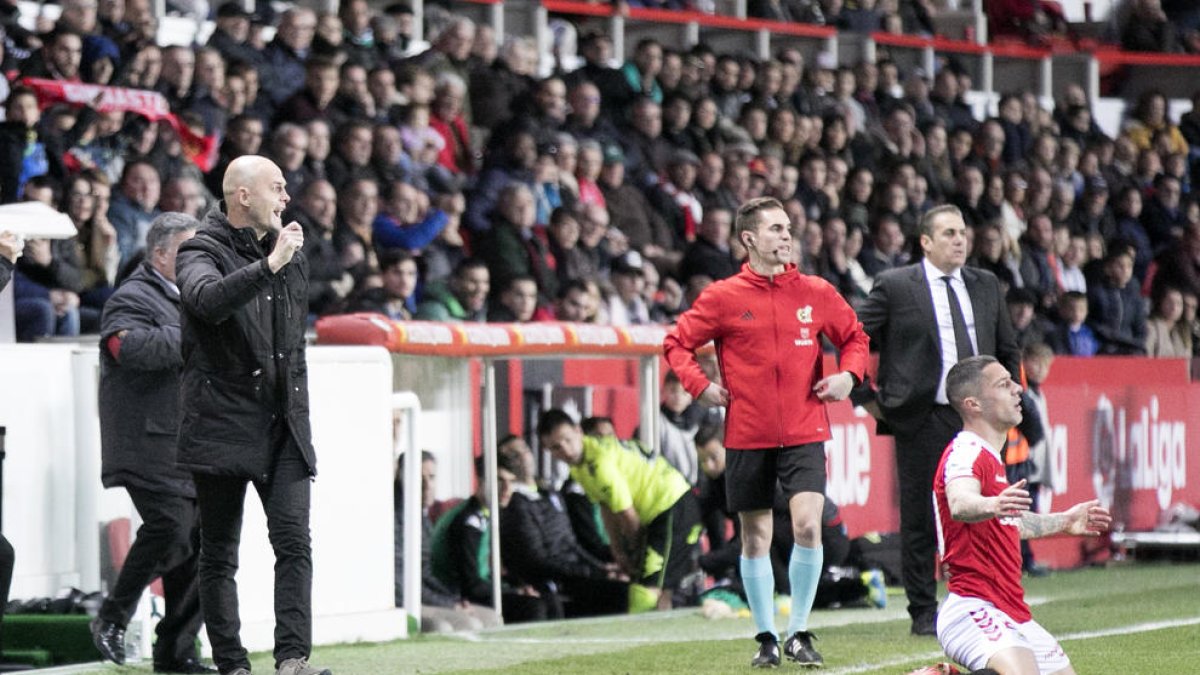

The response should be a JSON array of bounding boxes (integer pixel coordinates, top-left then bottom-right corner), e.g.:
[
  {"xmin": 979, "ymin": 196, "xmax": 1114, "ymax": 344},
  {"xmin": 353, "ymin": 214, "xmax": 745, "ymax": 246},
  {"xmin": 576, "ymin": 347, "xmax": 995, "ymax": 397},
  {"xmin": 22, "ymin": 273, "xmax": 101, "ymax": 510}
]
[
  {"xmin": 787, "ymin": 544, "xmax": 823, "ymax": 634},
  {"xmin": 739, "ymin": 555, "xmax": 776, "ymax": 635}
]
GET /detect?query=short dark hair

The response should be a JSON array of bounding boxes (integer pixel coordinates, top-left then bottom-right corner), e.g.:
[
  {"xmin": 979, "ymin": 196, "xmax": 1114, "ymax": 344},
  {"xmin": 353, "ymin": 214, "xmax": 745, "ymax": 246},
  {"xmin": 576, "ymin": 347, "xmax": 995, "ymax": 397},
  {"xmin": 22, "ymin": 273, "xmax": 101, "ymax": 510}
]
[
  {"xmin": 919, "ymin": 204, "xmax": 963, "ymax": 239},
  {"xmin": 946, "ymin": 355, "xmax": 999, "ymax": 415},
  {"xmin": 537, "ymin": 408, "xmax": 576, "ymax": 438},
  {"xmin": 734, "ymin": 196, "xmax": 785, "ymax": 240},
  {"xmin": 453, "ymin": 257, "xmax": 488, "ymax": 279},
  {"xmin": 580, "ymin": 416, "xmax": 613, "ymax": 436}
]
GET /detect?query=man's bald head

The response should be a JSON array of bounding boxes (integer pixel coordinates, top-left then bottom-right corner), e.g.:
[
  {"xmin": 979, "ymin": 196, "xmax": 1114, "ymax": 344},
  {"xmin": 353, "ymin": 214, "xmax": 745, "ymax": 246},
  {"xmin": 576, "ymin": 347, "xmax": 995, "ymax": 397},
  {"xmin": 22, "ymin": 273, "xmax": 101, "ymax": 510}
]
[
  {"xmin": 222, "ymin": 155, "xmax": 290, "ymax": 237},
  {"xmin": 222, "ymin": 155, "xmax": 277, "ymax": 200}
]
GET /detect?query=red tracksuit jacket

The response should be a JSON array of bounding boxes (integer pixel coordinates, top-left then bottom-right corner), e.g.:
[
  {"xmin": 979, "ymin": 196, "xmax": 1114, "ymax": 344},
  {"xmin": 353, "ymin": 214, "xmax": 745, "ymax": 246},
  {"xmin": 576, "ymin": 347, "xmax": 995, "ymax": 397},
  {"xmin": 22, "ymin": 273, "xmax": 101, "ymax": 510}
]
[{"xmin": 663, "ymin": 263, "xmax": 870, "ymax": 450}]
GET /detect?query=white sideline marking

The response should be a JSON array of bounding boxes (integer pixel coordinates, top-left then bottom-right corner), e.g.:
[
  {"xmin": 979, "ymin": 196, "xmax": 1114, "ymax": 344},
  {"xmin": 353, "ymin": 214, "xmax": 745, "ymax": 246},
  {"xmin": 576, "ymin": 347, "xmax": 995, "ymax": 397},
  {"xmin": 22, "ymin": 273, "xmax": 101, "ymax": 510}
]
[
  {"xmin": 821, "ymin": 616, "xmax": 1200, "ymax": 675},
  {"xmin": 453, "ymin": 615, "xmax": 1200, "ymax": 673},
  {"xmin": 1058, "ymin": 616, "xmax": 1200, "ymax": 641}
]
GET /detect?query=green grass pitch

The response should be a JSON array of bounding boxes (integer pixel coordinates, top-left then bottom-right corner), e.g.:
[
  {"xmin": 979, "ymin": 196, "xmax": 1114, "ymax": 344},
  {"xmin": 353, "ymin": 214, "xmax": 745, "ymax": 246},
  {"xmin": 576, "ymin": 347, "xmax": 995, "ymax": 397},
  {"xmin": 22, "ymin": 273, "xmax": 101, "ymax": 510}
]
[{"xmin": 80, "ymin": 562, "xmax": 1200, "ymax": 674}]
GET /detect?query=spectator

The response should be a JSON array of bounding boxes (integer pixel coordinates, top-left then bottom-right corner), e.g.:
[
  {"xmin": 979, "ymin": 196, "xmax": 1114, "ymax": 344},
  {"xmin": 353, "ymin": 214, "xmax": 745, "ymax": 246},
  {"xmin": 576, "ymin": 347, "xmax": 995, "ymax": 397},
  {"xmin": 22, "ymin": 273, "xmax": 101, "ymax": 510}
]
[
  {"xmin": 159, "ymin": 175, "xmax": 207, "ymax": 221},
  {"xmin": 268, "ymin": 124, "xmax": 313, "ymax": 196},
  {"xmin": 1152, "ymin": 222, "xmax": 1200, "ymax": 297},
  {"xmin": 496, "ymin": 436, "xmax": 628, "ymax": 618},
  {"xmin": 415, "ymin": 17, "xmax": 476, "ymax": 125},
  {"xmin": 545, "ymin": 207, "xmax": 596, "ymax": 288},
  {"xmin": 326, "ymin": 121, "xmax": 376, "ymax": 192},
  {"xmin": 207, "ymin": 2, "xmax": 262, "ymax": 72},
  {"xmin": 470, "ymin": 37, "xmax": 535, "ymax": 132},
  {"xmin": 334, "ymin": 178, "xmax": 381, "ymax": 288},
  {"xmin": 108, "ymin": 160, "xmax": 162, "ymax": 264},
  {"xmin": 393, "ymin": 451, "xmax": 500, "ymax": 633},
  {"xmin": 1006, "ymin": 287, "xmax": 1047, "ymax": 350},
  {"xmin": 465, "ymin": 129, "xmax": 536, "ymax": 234},
  {"xmin": 275, "ymin": 57, "xmax": 339, "ymax": 127},
  {"xmin": 0, "ymin": 87, "xmax": 59, "ymax": 205},
  {"xmin": 488, "ymin": 275, "xmax": 540, "ymax": 323},
  {"xmin": 430, "ymin": 73, "xmax": 473, "ymax": 176},
  {"xmin": 21, "ymin": 27, "xmax": 84, "ymax": 81},
  {"xmin": 599, "ymin": 145, "xmax": 676, "ymax": 268},
  {"xmin": 338, "ymin": 0, "xmax": 378, "ymax": 70},
  {"xmin": 14, "ymin": 185, "xmax": 86, "ymax": 341},
  {"xmin": 477, "ymin": 182, "xmax": 556, "ymax": 303},
  {"xmin": 1088, "ymin": 248, "xmax": 1147, "ymax": 354},
  {"xmin": 1124, "ymin": 90, "xmax": 1188, "ymax": 155},
  {"xmin": 858, "ymin": 214, "xmax": 907, "ymax": 278},
  {"xmin": 1018, "ymin": 213, "xmax": 1058, "ymax": 310},
  {"xmin": 429, "ymin": 456, "xmax": 556, "ymax": 623},
  {"xmin": 373, "ymin": 180, "xmax": 447, "ymax": 252},
  {"xmin": 262, "ymin": 8, "xmax": 318, "ymax": 106},
  {"xmin": 1121, "ymin": 0, "xmax": 1180, "ymax": 52},
  {"xmin": 205, "ymin": 114, "xmax": 265, "ymax": 197},
  {"xmin": 680, "ymin": 207, "xmax": 738, "ymax": 283},
  {"xmin": 415, "ymin": 257, "xmax": 489, "ymax": 322},
  {"xmin": 1145, "ymin": 283, "xmax": 1190, "ymax": 356},
  {"xmin": 553, "ymin": 279, "xmax": 596, "ymax": 322},
  {"xmin": 1141, "ymin": 174, "xmax": 1187, "ymax": 250},
  {"xmin": 345, "ymin": 249, "xmax": 417, "ymax": 319},
  {"xmin": 656, "ymin": 370, "xmax": 702, "ymax": 486},
  {"xmin": 606, "ymin": 252, "xmax": 651, "ymax": 325},
  {"xmin": 287, "ymin": 179, "xmax": 351, "ymax": 317}
]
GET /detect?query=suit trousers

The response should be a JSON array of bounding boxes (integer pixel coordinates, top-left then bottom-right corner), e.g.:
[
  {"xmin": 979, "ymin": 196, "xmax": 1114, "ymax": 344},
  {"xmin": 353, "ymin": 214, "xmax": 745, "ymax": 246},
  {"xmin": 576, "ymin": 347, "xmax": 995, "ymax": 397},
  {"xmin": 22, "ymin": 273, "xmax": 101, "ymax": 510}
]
[
  {"xmin": 894, "ymin": 404, "xmax": 962, "ymax": 620},
  {"xmin": 98, "ymin": 487, "xmax": 203, "ymax": 665},
  {"xmin": 193, "ymin": 434, "xmax": 312, "ymax": 673}
]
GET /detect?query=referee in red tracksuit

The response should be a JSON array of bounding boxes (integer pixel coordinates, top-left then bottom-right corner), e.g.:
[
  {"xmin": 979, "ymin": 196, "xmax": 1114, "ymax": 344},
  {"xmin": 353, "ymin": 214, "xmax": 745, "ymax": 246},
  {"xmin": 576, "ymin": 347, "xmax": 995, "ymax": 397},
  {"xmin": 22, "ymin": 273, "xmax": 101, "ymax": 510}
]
[{"xmin": 664, "ymin": 197, "xmax": 869, "ymax": 669}]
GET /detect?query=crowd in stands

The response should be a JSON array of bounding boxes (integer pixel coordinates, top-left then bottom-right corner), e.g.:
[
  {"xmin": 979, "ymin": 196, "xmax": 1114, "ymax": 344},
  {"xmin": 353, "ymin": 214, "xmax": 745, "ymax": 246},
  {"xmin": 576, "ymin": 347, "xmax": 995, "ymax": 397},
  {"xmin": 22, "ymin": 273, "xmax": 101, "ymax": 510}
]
[{"xmin": 1, "ymin": 0, "xmax": 1199, "ymax": 359}]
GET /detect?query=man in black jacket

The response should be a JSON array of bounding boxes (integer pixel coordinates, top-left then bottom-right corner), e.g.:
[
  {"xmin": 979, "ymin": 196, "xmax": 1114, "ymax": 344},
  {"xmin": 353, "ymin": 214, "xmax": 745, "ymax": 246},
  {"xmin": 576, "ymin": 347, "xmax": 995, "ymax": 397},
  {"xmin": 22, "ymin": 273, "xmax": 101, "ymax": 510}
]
[
  {"xmin": 176, "ymin": 156, "xmax": 329, "ymax": 675},
  {"xmin": 90, "ymin": 214, "xmax": 213, "ymax": 674},
  {"xmin": 497, "ymin": 436, "xmax": 628, "ymax": 618}
]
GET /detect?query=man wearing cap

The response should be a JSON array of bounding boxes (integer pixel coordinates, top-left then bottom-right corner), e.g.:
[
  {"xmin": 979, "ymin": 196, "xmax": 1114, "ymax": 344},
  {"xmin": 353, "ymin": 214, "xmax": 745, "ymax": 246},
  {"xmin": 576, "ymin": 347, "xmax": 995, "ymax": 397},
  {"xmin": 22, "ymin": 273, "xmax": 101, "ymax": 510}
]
[
  {"xmin": 598, "ymin": 145, "xmax": 677, "ymax": 266},
  {"xmin": 207, "ymin": 2, "xmax": 264, "ymax": 72},
  {"xmin": 607, "ymin": 252, "xmax": 651, "ymax": 325},
  {"xmin": 656, "ymin": 148, "xmax": 703, "ymax": 241},
  {"xmin": 664, "ymin": 197, "xmax": 869, "ymax": 668}
]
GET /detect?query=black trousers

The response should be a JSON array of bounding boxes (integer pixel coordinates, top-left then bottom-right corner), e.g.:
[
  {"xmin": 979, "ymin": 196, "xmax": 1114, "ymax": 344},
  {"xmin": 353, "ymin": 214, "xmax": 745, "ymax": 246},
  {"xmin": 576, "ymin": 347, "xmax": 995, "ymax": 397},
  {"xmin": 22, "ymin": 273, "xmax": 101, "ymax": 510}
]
[
  {"xmin": 894, "ymin": 405, "xmax": 962, "ymax": 621},
  {"xmin": 97, "ymin": 488, "xmax": 203, "ymax": 666},
  {"xmin": 193, "ymin": 440, "xmax": 312, "ymax": 673}
]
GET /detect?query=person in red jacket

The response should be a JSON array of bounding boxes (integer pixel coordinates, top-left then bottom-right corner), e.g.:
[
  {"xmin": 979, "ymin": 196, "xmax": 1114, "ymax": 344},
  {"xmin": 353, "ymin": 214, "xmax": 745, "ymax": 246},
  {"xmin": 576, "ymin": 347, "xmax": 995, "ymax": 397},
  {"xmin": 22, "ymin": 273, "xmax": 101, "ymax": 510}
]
[{"xmin": 663, "ymin": 196, "xmax": 869, "ymax": 669}]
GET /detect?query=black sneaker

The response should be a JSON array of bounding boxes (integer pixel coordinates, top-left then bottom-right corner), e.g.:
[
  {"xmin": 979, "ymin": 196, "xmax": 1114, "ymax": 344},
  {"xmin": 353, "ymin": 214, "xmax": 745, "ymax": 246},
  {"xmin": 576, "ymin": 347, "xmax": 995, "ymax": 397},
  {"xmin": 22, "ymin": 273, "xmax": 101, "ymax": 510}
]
[
  {"xmin": 89, "ymin": 617, "xmax": 126, "ymax": 665},
  {"xmin": 751, "ymin": 632, "xmax": 780, "ymax": 668},
  {"xmin": 783, "ymin": 630, "xmax": 824, "ymax": 668}
]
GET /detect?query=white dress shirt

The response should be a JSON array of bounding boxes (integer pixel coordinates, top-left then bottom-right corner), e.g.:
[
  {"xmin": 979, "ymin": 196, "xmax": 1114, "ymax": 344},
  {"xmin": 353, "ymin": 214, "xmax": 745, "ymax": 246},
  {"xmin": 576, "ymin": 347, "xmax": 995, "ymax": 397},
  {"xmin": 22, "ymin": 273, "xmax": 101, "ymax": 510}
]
[{"xmin": 923, "ymin": 258, "xmax": 978, "ymax": 404}]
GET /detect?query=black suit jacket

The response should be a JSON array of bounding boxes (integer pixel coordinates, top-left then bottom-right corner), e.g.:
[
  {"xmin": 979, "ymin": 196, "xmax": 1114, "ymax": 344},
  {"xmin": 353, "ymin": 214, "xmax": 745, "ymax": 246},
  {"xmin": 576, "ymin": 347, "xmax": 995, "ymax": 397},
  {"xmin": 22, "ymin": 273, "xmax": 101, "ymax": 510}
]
[{"xmin": 856, "ymin": 262, "xmax": 1020, "ymax": 438}]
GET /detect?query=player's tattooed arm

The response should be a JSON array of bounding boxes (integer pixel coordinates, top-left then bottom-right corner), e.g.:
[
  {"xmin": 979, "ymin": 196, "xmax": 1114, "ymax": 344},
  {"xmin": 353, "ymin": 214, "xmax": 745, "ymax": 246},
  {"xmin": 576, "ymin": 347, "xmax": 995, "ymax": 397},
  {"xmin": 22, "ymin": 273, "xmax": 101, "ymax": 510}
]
[
  {"xmin": 1017, "ymin": 512, "xmax": 1068, "ymax": 540},
  {"xmin": 1018, "ymin": 500, "xmax": 1112, "ymax": 540}
]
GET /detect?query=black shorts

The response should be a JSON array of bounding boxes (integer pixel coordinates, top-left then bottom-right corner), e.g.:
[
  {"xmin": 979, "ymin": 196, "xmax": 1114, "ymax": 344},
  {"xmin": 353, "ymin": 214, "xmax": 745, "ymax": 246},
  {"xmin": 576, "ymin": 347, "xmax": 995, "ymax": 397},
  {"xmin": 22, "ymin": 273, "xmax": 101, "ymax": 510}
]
[{"xmin": 725, "ymin": 442, "xmax": 826, "ymax": 513}]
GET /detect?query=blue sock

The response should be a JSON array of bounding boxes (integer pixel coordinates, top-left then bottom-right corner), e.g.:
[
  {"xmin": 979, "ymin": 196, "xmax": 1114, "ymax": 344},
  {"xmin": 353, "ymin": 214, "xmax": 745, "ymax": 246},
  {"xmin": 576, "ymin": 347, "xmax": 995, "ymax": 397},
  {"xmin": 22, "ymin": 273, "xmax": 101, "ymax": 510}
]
[
  {"xmin": 787, "ymin": 544, "xmax": 823, "ymax": 634},
  {"xmin": 739, "ymin": 555, "xmax": 776, "ymax": 635}
]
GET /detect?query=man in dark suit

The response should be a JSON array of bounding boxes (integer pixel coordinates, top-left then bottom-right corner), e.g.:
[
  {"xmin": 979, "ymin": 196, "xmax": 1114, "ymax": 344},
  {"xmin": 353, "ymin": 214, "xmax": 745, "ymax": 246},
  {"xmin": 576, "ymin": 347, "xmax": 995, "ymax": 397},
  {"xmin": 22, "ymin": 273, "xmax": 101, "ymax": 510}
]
[
  {"xmin": 855, "ymin": 204, "xmax": 1020, "ymax": 636},
  {"xmin": 91, "ymin": 214, "xmax": 214, "ymax": 673}
]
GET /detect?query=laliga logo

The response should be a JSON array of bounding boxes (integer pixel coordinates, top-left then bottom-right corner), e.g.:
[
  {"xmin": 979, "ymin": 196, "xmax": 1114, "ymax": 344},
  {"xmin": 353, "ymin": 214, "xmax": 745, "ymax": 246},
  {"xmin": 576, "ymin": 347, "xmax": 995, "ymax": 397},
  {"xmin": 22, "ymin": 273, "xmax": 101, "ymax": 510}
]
[{"xmin": 1092, "ymin": 395, "xmax": 1187, "ymax": 511}]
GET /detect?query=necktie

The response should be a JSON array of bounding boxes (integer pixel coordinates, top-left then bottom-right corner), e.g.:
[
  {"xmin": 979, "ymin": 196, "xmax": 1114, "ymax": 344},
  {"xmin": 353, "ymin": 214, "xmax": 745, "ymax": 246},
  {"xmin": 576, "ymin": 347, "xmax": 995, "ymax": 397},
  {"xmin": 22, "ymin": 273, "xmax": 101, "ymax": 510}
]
[{"xmin": 943, "ymin": 275, "xmax": 974, "ymax": 362}]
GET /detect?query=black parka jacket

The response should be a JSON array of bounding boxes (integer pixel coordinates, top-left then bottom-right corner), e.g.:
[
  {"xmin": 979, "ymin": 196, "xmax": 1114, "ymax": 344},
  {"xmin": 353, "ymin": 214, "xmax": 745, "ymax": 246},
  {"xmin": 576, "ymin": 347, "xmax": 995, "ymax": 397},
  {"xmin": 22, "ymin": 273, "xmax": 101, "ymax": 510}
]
[{"xmin": 176, "ymin": 207, "xmax": 313, "ymax": 481}]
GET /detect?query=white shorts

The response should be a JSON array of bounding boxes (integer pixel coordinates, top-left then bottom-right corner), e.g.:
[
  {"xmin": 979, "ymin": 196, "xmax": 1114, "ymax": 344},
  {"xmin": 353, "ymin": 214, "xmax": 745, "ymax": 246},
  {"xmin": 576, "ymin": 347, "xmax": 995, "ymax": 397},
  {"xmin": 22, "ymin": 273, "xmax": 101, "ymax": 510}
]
[{"xmin": 937, "ymin": 593, "xmax": 1071, "ymax": 674}]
